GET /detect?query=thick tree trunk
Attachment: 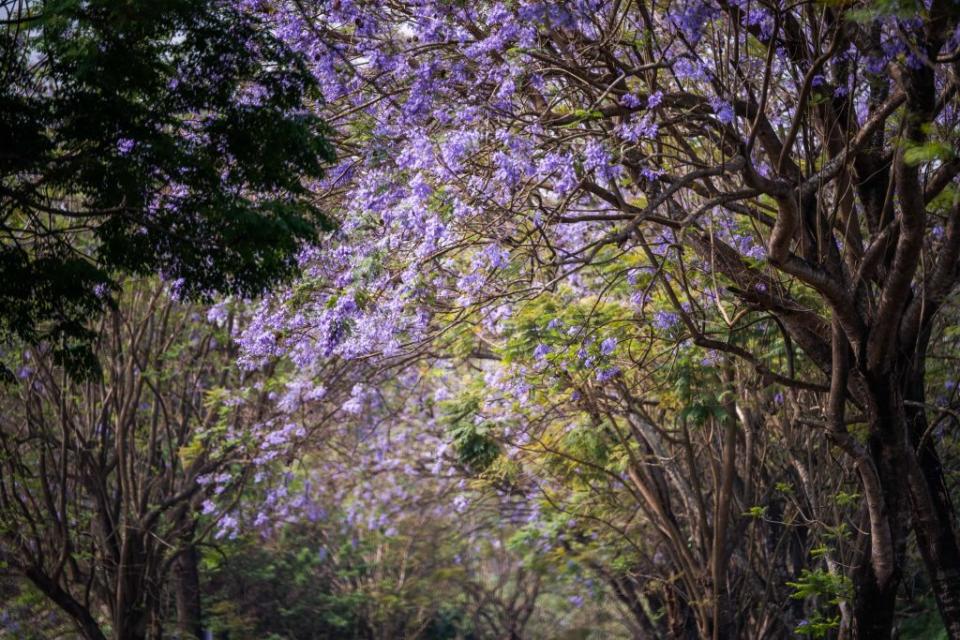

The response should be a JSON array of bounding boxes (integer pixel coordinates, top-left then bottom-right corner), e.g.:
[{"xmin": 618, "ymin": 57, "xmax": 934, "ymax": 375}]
[
  {"xmin": 846, "ymin": 475, "xmax": 902, "ymax": 640},
  {"xmin": 849, "ymin": 564, "xmax": 899, "ymax": 640},
  {"xmin": 175, "ymin": 541, "xmax": 204, "ymax": 639},
  {"xmin": 843, "ymin": 358, "xmax": 960, "ymax": 639},
  {"xmin": 909, "ymin": 443, "xmax": 960, "ymax": 638},
  {"xmin": 845, "ymin": 379, "xmax": 910, "ymax": 640},
  {"xmin": 113, "ymin": 609, "xmax": 148, "ymax": 640},
  {"xmin": 911, "ymin": 447, "xmax": 960, "ymax": 640},
  {"xmin": 903, "ymin": 359, "xmax": 960, "ymax": 639},
  {"xmin": 113, "ymin": 532, "xmax": 150, "ymax": 640}
]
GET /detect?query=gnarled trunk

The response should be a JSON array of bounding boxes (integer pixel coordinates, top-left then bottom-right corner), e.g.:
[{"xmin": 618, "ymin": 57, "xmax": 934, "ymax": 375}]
[
  {"xmin": 848, "ymin": 360, "xmax": 960, "ymax": 639},
  {"xmin": 843, "ymin": 376, "xmax": 911, "ymax": 640},
  {"xmin": 903, "ymin": 350, "xmax": 960, "ymax": 639}
]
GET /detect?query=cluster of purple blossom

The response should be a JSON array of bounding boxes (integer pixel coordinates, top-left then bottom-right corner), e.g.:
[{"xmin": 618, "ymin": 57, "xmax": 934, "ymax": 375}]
[{"xmin": 216, "ymin": 0, "xmax": 960, "ymax": 555}]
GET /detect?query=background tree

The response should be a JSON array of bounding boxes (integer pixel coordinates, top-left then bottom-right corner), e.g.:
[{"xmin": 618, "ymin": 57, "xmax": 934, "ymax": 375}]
[
  {"xmin": 0, "ymin": 280, "xmax": 288, "ymax": 640},
  {"xmin": 199, "ymin": 362, "xmax": 631, "ymax": 640},
  {"xmin": 0, "ymin": 0, "xmax": 333, "ymax": 376}
]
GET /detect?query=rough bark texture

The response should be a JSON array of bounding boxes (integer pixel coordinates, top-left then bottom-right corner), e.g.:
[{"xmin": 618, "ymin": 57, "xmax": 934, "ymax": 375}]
[{"xmin": 175, "ymin": 541, "xmax": 205, "ymax": 640}]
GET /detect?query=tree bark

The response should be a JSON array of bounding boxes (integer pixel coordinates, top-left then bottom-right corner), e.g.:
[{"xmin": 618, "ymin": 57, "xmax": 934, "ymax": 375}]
[
  {"xmin": 903, "ymin": 354, "xmax": 960, "ymax": 639},
  {"xmin": 113, "ymin": 532, "xmax": 149, "ymax": 640},
  {"xmin": 849, "ymin": 558, "xmax": 899, "ymax": 640},
  {"xmin": 175, "ymin": 540, "xmax": 204, "ymax": 640},
  {"xmin": 908, "ymin": 443, "xmax": 960, "ymax": 639},
  {"xmin": 845, "ymin": 377, "xmax": 910, "ymax": 640}
]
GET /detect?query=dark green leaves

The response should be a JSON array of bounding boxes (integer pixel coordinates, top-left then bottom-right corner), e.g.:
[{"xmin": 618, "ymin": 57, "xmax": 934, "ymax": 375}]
[{"xmin": 0, "ymin": 0, "xmax": 334, "ymax": 376}]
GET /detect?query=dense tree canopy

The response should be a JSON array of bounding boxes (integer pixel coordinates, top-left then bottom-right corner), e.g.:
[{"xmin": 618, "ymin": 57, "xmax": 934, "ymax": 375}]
[
  {"xmin": 0, "ymin": 0, "xmax": 333, "ymax": 375},
  {"xmin": 3, "ymin": 0, "xmax": 960, "ymax": 639},
  {"xmin": 236, "ymin": 0, "xmax": 960, "ymax": 637}
]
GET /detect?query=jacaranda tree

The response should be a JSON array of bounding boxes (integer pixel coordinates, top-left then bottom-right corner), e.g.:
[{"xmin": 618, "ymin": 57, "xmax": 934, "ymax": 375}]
[{"xmin": 232, "ymin": 0, "xmax": 960, "ymax": 637}]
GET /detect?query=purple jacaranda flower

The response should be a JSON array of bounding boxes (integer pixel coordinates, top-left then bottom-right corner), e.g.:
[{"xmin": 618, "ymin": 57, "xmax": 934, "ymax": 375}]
[
  {"xmin": 710, "ymin": 97, "xmax": 735, "ymax": 124},
  {"xmin": 583, "ymin": 139, "xmax": 621, "ymax": 184},
  {"xmin": 533, "ymin": 343, "xmax": 552, "ymax": 360},
  {"xmin": 653, "ymin": 310, "xmax": 679, "ymax": 330},
  {"xmin": 600, "ymin": 337, "xmax": 617, "ymax": 355},
  {"xmin": 596, "ymin": 366, "xmax": 620, "ymax": 382}
]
